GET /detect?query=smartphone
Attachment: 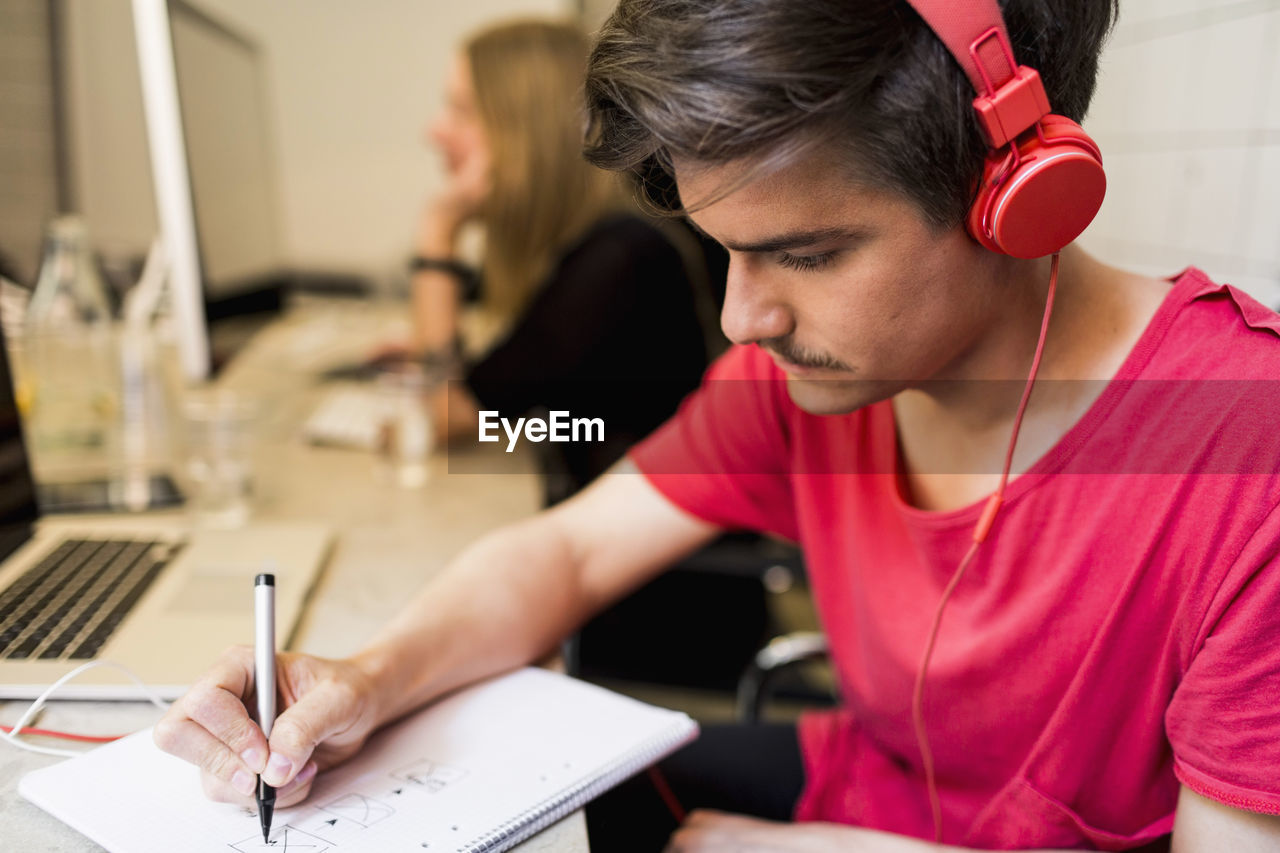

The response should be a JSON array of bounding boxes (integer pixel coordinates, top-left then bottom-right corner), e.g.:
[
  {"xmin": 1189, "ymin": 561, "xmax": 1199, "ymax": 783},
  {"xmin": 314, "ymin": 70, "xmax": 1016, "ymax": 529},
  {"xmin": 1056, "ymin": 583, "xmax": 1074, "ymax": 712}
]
[{"xmin": 37, "ymin": 474, "xmax": 184, "ymax": 514}]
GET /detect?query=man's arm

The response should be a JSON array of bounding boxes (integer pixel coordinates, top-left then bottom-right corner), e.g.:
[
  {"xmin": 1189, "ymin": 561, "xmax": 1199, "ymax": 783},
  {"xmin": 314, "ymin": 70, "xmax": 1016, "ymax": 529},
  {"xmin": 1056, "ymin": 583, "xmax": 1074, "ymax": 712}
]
[
  {"xmin": 156, "ymin": 459, "xmax": 722, "ymax": 804},
  {"xmin": 1171, "ymin": 785, "xmax": 1280, "ymax": 851},
  {"xmin": 665, "ymin": 786, "xmax": 1280, "ymax": 852},
  {"xmin": 353, "ymin": 458, "xmax": 721, "ymax": 723}
]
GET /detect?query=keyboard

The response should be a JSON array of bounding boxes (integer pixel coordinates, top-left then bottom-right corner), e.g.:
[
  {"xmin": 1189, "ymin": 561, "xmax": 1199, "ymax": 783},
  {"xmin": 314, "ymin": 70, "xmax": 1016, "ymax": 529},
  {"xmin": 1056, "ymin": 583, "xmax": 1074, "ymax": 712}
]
[
  {"xmin": 0, "ymin": 538, "xmax": 181, "ymax": 661},
  {"xmin": 302, "ymin": 387, "xmax": 399, "ymax": 451}
]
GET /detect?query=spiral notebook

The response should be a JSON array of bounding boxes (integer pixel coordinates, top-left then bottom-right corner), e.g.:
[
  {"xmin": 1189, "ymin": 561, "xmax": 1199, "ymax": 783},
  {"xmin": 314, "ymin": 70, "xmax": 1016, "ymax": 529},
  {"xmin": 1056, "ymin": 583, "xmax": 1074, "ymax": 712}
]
[{"xmin": 19, "ymin": 667, "xmax": 699, "ymax": 853}]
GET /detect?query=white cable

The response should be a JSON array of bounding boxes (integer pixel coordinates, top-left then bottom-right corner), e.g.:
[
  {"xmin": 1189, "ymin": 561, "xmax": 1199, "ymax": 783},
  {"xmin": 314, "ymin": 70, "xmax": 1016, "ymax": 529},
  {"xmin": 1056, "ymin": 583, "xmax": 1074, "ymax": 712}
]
[{"xmin": 1, "ymin": 660, "xmax": 171, "ymax": 758}]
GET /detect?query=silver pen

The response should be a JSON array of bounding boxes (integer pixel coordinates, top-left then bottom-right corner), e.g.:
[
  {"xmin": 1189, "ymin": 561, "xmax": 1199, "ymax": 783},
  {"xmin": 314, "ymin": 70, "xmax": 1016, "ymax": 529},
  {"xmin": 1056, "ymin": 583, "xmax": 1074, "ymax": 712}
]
[{"xmin": 254, "ymin": 573, "xmax": 276, "ymax": 843}]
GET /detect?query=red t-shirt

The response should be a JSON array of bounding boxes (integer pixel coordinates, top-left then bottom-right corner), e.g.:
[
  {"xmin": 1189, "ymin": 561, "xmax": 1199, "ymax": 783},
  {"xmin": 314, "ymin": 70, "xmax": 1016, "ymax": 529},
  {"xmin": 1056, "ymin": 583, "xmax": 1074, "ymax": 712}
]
[{"xmin": 631, "ymin": 269, "xmax": 1280, "ymax": 849}]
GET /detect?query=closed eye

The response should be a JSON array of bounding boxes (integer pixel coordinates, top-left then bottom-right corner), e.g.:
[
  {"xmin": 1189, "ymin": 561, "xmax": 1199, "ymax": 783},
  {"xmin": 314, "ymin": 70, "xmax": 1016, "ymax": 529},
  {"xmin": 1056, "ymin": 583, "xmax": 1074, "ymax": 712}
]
[{"xmin": 777, "ymin": 251, "xmax": 837, "ymax": 272}]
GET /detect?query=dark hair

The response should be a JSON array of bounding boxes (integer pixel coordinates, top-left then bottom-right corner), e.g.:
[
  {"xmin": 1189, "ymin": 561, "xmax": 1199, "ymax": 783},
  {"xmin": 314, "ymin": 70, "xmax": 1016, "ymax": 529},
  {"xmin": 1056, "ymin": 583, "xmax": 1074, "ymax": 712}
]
[{"xmin": 585, "ymin": 0, "xmax": 1119, "ymax": 226}]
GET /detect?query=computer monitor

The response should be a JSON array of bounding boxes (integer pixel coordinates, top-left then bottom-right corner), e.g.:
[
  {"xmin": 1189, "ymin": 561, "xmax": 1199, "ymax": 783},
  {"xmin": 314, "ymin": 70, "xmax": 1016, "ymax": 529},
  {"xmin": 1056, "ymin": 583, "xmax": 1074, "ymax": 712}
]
[
  {"xmin": 166, "ymin": 1, "xmax": 286, "ymax": 316},
  {"xmin": 130, "ymin": 0, "xmax": 286, "ymax": 380}
]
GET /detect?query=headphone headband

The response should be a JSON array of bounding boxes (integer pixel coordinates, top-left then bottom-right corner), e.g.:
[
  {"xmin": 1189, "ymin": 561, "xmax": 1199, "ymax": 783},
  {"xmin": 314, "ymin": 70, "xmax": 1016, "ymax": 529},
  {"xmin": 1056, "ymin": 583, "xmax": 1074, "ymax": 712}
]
[
  {"xmin": 902, "ymin": 0, "xmax": 1014, "ymax": 95},
  {"xmin": 903, "ymin": 0, "xmax": 1106, "ymax": 258},
  {"xmin": 903, "ymin": 0, "xmax": 1050, "ymax": 148}
]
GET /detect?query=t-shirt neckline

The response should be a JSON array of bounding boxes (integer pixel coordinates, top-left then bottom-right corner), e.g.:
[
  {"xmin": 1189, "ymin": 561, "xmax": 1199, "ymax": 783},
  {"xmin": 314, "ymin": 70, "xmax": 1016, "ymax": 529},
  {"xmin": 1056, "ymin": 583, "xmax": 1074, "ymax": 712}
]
[{"xmin": 888, "ymin": 267, "xmax": 1209, "ymax": 528}]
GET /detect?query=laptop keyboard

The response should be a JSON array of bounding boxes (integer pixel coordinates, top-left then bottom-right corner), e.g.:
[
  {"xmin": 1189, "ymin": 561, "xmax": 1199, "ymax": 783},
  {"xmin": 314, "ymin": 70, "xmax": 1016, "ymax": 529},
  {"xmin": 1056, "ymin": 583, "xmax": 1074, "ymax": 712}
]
[
  {"xmin": 0, "ymin": 538, "xmax": 182, "ymax": 661},
  {"xmin": 303, "ymin": 387, "xmax": 399, "ymax": 451}
]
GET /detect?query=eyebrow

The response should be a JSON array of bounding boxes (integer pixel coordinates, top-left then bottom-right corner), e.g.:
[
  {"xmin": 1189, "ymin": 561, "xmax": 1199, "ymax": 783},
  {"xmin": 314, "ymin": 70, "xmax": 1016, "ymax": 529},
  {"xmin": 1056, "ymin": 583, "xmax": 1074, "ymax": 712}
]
[{"xmin": 714, "ymin": 226, "xmax": 869, "ymax": 254}]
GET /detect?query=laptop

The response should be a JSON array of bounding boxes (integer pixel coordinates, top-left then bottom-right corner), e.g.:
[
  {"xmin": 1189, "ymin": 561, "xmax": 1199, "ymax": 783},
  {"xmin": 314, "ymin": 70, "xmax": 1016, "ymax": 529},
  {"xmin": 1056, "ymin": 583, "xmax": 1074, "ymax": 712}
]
[{"xmin": 0, "ymin": 327, "xmax": 332, "ymax": 700}]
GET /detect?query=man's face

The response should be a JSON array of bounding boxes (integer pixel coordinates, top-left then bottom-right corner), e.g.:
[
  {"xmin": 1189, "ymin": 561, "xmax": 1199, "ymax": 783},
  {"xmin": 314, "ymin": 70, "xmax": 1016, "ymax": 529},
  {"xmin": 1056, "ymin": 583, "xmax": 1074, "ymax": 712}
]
[{"xmin": 677, "ymin": 151, "xmax": 1001, "ymax": 415}]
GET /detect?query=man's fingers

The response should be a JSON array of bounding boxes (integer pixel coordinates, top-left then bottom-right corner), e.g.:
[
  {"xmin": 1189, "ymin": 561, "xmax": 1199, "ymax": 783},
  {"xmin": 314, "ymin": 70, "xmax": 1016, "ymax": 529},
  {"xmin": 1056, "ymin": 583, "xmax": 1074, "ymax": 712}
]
[
  {"xmin": 157, "ymin": 649, "xmax": 369, "ymax": 804},
  {"xmin": 274, "ymin": 761, "xmax": 319, "ymax": 808},
  {"xmin": 200, "ymin": 769, "xmax": 253, "ymax": 805},
  {"xmin": 157, "ymin": 717, "xmax": 257, "ymax": 799},
  {"xmin": 199, "ymin": 760, "xmax": 318, "ymax": 808},
  {"xmin": 264, "ymin": 679, "xmax": 363, "ymax": 786},
  {"xmin": 174, "ymin": 647, "xmax": 269, "ymax": 772}
]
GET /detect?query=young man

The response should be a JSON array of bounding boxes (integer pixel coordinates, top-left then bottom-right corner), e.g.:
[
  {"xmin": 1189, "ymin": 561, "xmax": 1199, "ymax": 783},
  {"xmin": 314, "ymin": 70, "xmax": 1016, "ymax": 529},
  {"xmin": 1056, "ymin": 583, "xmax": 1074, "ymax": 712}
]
[{"xmin": 156, "ymin": 1, "xmax": 1280, "ymax": 850}]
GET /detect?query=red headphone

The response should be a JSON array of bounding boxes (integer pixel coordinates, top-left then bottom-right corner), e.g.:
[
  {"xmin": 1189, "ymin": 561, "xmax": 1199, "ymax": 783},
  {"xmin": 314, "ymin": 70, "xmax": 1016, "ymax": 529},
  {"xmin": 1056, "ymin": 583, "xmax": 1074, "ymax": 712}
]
[
  {"xmin": 905, "ymin": 0, "xmax": 1106, "ymax": 259},
  {"xmin": 895, "ymin": 2, "xmax": 1096, "ymax": 840}
]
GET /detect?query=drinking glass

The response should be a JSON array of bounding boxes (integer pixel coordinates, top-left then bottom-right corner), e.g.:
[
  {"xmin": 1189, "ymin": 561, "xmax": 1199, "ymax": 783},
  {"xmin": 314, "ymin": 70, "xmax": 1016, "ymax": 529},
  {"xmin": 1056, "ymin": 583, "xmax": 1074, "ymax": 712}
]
[
  {"xmin": 373, "ymin": 367, "xmax": 433, "ymax": 489},
  {"xmin": 183, "ymin": 390, "xmax": 256, "ymax": 527}
]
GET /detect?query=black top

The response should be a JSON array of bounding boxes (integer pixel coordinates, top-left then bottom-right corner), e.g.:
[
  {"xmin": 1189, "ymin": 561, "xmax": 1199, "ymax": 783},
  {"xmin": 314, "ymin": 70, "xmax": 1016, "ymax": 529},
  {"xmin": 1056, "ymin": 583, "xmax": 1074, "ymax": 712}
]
[{"xmin": 466, "ymin": 213, "xmax": 712, "ymax": 502}]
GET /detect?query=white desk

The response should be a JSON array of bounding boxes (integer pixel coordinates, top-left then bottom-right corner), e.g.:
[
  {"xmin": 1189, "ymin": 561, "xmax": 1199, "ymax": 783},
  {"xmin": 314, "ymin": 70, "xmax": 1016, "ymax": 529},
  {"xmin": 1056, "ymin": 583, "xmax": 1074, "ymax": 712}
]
[{"xmin": 0, "ymin": 299, "xmax": 589, "ymax": 852}]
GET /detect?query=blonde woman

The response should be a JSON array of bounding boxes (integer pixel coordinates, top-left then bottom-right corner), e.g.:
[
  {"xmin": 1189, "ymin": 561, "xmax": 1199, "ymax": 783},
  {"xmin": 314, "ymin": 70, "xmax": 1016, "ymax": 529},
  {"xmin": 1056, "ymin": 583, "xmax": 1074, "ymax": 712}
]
[{"xmin": 411, "ymin": 19, "xmax": 712, "ymax": 496}]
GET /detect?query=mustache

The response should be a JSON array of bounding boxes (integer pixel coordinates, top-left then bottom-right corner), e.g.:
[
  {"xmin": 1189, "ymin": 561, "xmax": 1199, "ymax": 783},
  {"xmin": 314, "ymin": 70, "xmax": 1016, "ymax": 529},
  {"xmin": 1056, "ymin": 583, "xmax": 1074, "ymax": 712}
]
[{"xmin": 757, "ymin": 337, "xmax": 850, "ymax": 372}]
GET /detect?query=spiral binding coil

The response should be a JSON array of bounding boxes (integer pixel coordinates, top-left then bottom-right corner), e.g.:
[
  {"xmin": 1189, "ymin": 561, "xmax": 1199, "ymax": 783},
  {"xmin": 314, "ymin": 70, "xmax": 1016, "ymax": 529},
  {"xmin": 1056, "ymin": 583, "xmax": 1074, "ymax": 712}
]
[{"xmin": 455, "ymin": 718, "xmax": 698, "ymax": 853}]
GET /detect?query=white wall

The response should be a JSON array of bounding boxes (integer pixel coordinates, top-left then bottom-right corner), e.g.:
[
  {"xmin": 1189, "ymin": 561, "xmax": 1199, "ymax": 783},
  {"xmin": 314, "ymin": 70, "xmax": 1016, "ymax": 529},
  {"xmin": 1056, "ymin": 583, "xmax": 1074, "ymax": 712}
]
[{"xmin": 1079, "ymin": 0, "xmax": 1280, "ymax": 306}]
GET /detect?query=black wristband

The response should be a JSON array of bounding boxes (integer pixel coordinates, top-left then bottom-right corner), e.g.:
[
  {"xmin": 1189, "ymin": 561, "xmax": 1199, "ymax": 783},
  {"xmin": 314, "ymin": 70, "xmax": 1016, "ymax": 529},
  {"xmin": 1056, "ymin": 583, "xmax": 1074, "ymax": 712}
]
[
  {"xmin": 409, "ymin": 256, "xmax": 482, "ymax": 303},
  {"xmin": 420, "ymin": 338, "xmax": 464, "ymax": 376}
]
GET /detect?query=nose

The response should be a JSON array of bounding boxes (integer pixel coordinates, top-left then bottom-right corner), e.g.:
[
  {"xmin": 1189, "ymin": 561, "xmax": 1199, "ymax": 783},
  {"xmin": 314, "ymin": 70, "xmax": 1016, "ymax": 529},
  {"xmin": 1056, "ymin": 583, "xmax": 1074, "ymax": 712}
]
[
  {"xmin": 426, "ymin": 113, "xmax": 449, "ymax": 149},
  {"xmin": 719, "ymin": 256, "xmax": 793, "ymax": 346}
]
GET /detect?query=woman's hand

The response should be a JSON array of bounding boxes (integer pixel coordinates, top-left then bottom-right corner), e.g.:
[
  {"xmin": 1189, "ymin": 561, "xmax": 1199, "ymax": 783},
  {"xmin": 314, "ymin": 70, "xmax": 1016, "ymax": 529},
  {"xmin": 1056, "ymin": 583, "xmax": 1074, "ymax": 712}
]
[
  {"xmin": 363, "ymin": 340, "xmax": 416, "ymax": 367},
  {"xmin": 153, "ymin": 646, "xmax": 384, "ymax": 809}
]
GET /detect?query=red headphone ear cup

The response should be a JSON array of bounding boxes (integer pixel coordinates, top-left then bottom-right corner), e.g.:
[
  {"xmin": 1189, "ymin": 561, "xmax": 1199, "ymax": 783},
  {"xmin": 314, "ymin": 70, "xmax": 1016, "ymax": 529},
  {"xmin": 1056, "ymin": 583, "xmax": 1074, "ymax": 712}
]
[
  {"xmin": 1037, "ymin": 114, "xmax": 1102, "ymax": 158},
  {"xmin": 967, "ymin": 115, "xmax": 1105, "ymax": 258}
]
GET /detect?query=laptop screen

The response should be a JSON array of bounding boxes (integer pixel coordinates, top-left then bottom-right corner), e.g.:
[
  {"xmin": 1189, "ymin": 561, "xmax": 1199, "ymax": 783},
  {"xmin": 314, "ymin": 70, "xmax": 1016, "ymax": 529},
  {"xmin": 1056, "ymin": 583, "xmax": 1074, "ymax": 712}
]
[{"xmin": 0, "ymin": 324, "xmax": 41, "ymax": 562}]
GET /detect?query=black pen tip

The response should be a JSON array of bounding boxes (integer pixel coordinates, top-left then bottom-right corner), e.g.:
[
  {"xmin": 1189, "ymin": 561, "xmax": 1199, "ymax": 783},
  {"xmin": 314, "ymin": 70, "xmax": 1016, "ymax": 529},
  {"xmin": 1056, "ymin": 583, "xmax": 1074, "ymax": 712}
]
[
  {"xmin": 259, "ymin": 804, "xmax": 273, "ymax": 843},
  {"xmin": 258, "ymin": 782, "xmax": 275, "ymax": 843}
]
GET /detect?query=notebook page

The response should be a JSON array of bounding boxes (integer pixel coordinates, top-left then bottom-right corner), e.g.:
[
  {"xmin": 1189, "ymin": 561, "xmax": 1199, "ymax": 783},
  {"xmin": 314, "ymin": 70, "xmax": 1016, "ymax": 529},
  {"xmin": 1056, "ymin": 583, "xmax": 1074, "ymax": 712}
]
[{"xmin": 20, "ymin": 667, "xmax": 699, "ymax": 853}]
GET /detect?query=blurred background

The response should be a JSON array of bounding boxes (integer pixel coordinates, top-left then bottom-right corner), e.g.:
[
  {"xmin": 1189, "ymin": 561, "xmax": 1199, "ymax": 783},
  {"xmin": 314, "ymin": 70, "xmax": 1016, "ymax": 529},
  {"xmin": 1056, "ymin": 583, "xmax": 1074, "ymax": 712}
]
[
  {"xmin": 2, "ymin": 0, "xmax": 578, "ymax": 306},
  {"xmin": 1084, "ymin": 0, "xmax": 1280, "ymax": 305},
  {"xmin": 1, "ymin": 0, "xmax": 1276, "ymax": 308}
]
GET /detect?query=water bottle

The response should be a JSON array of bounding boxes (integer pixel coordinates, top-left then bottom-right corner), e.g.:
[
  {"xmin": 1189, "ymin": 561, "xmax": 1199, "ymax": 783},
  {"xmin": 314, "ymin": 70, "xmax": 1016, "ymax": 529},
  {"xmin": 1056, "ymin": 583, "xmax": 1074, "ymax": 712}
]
[
  {"xmin": 24, "ymin": 215, "xmax": 118, "ymax": 468},
  {"xmin": 27, "ymin": 216, "xmax": 113, "ymax": 327}
]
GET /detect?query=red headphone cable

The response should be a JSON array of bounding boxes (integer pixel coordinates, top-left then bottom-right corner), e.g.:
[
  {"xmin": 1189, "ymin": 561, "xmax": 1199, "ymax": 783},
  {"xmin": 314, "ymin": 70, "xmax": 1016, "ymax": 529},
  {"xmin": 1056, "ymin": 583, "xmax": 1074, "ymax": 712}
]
[
  {"xmin": 648, "ymin": 766, "xmax": 688, "ymax": 823},
  {"xmin": 911, "ymin": 251, "xmax": 1061, "ymax": 843}
]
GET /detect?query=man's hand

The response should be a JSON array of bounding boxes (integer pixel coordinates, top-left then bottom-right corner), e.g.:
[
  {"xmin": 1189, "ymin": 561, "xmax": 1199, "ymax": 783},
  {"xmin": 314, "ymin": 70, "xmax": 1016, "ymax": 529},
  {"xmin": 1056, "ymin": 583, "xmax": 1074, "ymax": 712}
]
[
  {"xmin": 663, "ymin": 810, "xmax": 921, "ymax": 853},
  {"xmin": 661, "ymin": 811, "xmax": 1028, "ymax": 853},
  {"xmin": 668, "ymin": 790, "xmax": 1280, "ymax": 852},
  {"xmin": 153, "ymin": 646, "xmax": 383, "ymax": 808}
]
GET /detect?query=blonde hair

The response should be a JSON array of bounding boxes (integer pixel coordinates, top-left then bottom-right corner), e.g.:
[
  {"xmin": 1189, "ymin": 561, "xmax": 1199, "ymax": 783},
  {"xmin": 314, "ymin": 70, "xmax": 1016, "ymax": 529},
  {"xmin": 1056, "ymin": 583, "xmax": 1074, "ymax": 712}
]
[{"xmin": 467, "ymin": 19, "xmax": 626, "ymax": 318}]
